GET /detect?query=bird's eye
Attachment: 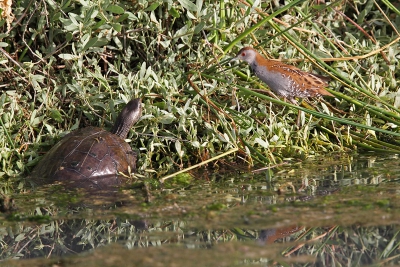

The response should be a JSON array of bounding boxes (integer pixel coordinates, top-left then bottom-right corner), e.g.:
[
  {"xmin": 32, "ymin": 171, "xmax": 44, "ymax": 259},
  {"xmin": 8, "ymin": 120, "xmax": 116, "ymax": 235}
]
[{"xmin": 241, "ymin": 52, "xmax": 246, "ymax": 56}]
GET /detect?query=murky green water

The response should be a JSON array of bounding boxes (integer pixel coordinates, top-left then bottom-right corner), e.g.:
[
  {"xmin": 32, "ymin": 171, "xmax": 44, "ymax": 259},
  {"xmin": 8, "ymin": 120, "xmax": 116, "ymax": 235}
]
[{"xmin": 1, "ymin": 153, "xmax": 400, "ymax": 266}]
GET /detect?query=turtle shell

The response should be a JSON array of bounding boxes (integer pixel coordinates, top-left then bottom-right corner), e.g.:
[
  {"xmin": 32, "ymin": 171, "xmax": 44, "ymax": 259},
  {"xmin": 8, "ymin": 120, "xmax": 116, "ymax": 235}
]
[
  {"xmin": 31, "ymin": 126, "xmax": 137, "ymax": 191},
  {"xmin": 31, "ymin": 98, "xmax": 141, "ymax": 192}
]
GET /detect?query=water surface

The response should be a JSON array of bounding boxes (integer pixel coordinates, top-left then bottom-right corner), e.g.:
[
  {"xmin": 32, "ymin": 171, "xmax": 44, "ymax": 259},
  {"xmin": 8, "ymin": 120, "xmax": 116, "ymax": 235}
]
[{"xmin": 1, "ymin": 153, "xmax": 400, "ymax": 266}]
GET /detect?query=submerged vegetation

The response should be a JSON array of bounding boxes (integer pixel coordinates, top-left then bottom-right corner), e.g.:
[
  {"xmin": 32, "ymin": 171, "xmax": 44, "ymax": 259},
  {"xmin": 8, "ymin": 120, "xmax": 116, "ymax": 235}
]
[{"xmin": 0, "ymin": 0, "xmax": 399, "ymax": 181}]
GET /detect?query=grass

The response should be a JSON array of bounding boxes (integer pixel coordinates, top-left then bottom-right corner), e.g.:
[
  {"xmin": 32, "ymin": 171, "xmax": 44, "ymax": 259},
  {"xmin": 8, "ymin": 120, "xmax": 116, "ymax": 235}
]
[{"xmin": 0, "ymin": 0, "xmax": 399, "ymax": 185}]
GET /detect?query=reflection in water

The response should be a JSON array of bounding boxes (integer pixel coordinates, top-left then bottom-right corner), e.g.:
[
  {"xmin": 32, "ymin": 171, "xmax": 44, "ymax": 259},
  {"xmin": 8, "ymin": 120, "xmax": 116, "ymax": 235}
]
[
  {"xmin": 1, "ymin": 154, "xmax": 400, "ymax": 265},
  {"xmin": 258, "ymin": 225, "xmax": 304, "ymax": 244},
  {"xmin": 1, "ymin": 216, "xmax": 399, "ymax": 266}
]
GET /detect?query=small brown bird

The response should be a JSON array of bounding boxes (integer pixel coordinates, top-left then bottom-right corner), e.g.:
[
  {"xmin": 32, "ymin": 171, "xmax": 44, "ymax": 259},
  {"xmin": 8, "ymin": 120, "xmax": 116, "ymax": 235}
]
[{"xmin": 232, "ymin": 47, "xmax": 334, "ymax": 104}]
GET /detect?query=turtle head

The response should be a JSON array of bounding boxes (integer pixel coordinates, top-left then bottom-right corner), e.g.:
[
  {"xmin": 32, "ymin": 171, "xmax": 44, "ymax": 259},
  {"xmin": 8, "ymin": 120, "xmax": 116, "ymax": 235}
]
[{"xmin": 111, "ymin": 98, "xmax": 142, "ymax": 138}]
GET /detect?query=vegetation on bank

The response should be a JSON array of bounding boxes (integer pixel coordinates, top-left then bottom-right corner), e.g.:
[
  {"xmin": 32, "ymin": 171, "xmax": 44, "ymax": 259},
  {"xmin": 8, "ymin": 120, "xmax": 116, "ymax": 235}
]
[
  {"xmin": 0, "ymin": 0, "xmax": 399, "ymax": 185},
  {"xmin": 0, "ymin": 1, "xmax": 400, "ymax": 263}
]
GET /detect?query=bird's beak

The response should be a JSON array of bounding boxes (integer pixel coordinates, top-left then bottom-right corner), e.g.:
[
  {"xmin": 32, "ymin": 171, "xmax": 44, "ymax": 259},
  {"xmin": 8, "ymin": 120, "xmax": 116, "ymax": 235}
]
[{"xmin": 230, "ymin": 56, "xmax": 238, "ymax": 62}]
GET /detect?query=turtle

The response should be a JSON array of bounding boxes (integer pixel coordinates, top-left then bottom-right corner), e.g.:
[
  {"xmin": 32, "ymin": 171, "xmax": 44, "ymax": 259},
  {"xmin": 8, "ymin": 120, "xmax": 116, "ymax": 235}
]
[{"xmin": 31, "ymin": 98, "xmax": 142, "ymax": 192}]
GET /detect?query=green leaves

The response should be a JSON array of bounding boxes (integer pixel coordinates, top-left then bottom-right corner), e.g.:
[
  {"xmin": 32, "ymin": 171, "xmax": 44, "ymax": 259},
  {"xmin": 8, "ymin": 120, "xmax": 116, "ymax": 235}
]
[
  {"xmin": 169, "ymin": 7, "xmax": 180, "ymax": 18},
  {"xmin": 105, "ymin": 4, "xmax": 124, "ymax": 14},
  {"xmin": 177, "ymin": 0, "xmax": 197, "ymax": 12},
  {"xmin": 56, "ymin": 2, "xmax": 128, "ymax": 54},
  {"xmin": 81, "ymin": 36, "xmax": 109, "ymax": 51}
]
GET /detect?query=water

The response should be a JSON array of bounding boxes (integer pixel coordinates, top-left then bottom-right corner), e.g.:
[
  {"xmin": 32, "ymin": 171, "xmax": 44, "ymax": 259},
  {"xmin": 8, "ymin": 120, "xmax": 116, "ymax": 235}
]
[{"xmin": 1, "ymin": 153, "xmax": 400, "ymax": 266}]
